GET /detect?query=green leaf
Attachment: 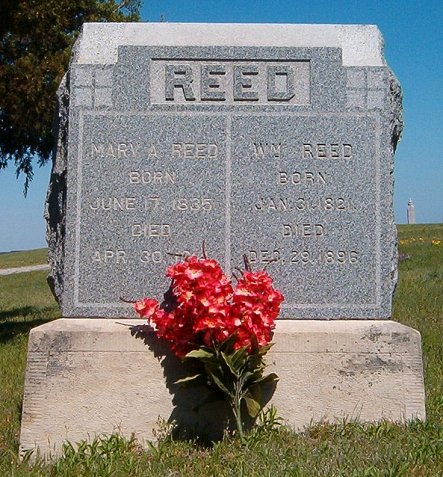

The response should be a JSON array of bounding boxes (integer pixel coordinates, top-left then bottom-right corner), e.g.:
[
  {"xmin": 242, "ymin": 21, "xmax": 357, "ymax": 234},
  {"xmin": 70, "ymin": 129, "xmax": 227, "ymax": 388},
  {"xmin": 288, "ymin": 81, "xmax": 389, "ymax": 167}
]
[
  {"xmin": 220, "ymin": 351, "xmax": 240, "ymax": 378},
  {"xmin": 219, "ymin": 334, "xmax": 237, "ymax": 354},
  {"xmin": 249, "ymin": 374, "xmax": 279, "ymax": 408},
  {"xmin": 231, "ymin": 347, "xmax": 248, "ymax": 371},
  {"xmin": 246, "ymin": 353, "xmax": 265, "ymax": 372},
  {"xmin": 258, "ymin": 343, "xmax": 274, "ymax": 356},
  {"xmin": 207, "ymin": 371, "xmax": 233, "ymax": 397},
  {"xmin": 251, "ymin": 372, "xmax": 279, "ymax": 386},
  {"xmin": 242, "ymin": 369, "xmax": 266, "ymax": 386},
  {"xmin": 174, "ymin": 374, "xmax": 203, "ymax": 385},
  {"xmin": 244, "ymin": 394, "xmax": 262, "ymax": 418},
  {"xmin": 185, "ymin": 349, "xmax": 215, "ymax": 361},
  {"xmin": 221, "ymin": 347, "xmax": 249, "ymax": 377},
  {"xmin": 203, "ymin": 360, "xmax": 224, "ymax": 380},
  {"xmin": 250, "ymin": 381, "xmax": 262, "ymax": 403}
]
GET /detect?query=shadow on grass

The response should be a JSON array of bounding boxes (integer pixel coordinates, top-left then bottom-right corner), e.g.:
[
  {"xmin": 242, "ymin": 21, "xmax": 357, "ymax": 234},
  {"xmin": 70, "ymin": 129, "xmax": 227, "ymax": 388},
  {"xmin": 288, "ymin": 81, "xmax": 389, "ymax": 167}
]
[
  {"xmin": 0, "ymin": 306, "xmax": 37, "ymax": 321},
  {"xmin": 0, "ymin": 307, "xmax": 56, "ymax": 343}
]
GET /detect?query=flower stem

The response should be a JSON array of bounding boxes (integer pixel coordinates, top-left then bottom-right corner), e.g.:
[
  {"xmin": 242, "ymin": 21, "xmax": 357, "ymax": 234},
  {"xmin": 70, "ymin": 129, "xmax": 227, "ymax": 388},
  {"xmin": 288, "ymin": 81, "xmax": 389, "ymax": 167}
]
[
  {"xmin": 231, "ymin": 379, "xmax": 244, "ymax": 440},
  {"xmin": 232, "ymin": 399, "xmax": 244, "ymax": 440}
]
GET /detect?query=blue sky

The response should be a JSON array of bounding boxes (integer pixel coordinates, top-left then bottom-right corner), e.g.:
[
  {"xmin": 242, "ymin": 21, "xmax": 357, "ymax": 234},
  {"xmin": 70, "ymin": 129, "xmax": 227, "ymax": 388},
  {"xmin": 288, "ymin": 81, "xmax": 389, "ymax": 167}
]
[{"xmin": 0, "ymin": 0, "xmax": 442, "ymax": 252}]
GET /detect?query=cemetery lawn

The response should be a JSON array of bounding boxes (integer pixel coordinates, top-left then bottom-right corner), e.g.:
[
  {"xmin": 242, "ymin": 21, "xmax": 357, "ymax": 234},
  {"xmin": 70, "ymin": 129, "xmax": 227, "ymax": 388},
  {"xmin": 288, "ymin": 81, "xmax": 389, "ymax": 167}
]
[
  {"xmin": 0, "ymin": 225, "xmax": 442, "ymax": 477},
  {"xmin": 0, "ymin": 248, "xmax": 47, "ymax": 270}
]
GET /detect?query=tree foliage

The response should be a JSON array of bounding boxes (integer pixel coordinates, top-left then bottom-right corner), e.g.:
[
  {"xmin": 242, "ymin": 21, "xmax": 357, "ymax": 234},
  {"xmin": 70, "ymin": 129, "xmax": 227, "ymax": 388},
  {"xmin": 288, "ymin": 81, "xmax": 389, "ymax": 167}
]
[{"xmin": 0, "ymin": 0, "xmax": 141, "ymax": 193}]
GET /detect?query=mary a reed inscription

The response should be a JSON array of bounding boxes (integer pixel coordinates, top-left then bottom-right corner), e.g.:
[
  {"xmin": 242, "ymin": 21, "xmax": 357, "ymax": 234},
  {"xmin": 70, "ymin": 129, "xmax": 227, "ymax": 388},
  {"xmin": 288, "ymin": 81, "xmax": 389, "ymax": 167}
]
[{"xmin": 47, "ymin": 23, "xmax": 402, "ymax": 319}]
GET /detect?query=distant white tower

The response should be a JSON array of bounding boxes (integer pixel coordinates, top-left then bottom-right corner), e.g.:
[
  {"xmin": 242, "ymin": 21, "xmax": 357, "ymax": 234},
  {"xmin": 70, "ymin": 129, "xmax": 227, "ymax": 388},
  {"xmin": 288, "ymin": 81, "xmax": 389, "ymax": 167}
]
[{"xmin": 407, "ymin": 199, "xmax": 416, "ymax": 224}]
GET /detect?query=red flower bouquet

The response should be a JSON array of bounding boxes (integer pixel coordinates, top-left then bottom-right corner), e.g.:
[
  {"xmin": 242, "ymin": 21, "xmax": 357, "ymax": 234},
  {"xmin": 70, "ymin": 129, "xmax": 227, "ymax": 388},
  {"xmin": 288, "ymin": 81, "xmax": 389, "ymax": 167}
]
[{"xmin": 134, "ymin": 254, "xmax": 284, "ymax": 437}]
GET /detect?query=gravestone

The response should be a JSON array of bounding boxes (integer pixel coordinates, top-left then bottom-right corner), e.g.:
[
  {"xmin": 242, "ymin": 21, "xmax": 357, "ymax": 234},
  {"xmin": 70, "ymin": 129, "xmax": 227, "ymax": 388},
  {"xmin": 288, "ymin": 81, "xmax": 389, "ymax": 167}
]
[
  {"xmin": 21, "ymin": 23, "xmax": 425, "ymax": 457},
  {"xmin": 48, "ymin": 24, "xmax": 400, "ymax": 319}
]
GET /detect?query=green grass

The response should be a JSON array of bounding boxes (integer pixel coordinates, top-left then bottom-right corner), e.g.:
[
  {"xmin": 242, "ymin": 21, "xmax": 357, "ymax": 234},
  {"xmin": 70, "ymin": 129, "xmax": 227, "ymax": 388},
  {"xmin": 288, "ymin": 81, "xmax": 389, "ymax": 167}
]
[
  {"xmin": 0, "ymin": 225, "xmax": 442, "ymax": 476},
  {"xmin": 394, "ymin": 224, "xmax": 443, "ymax": 425},
  {"xmin": 0, "ymin": 271, "xmax": 60, "ymax": 459},
  {"xmin": 0, "ymin": 248, "xmax": 48, "ymax": 269}
]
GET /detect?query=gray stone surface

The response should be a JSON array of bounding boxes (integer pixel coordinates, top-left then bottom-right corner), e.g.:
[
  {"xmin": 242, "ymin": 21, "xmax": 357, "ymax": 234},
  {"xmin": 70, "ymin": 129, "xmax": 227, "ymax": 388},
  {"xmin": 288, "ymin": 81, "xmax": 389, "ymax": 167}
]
[
  {"xmin": 19, "ymin": 318, "xmax": 426, "ymax": 457},
  {"xmin": 46, "ymin": 23, "xmax": 402, "ymax": 319},
  {"xmin": 73, "ymin": 23, "xmax": 385, "ymax": 67}
]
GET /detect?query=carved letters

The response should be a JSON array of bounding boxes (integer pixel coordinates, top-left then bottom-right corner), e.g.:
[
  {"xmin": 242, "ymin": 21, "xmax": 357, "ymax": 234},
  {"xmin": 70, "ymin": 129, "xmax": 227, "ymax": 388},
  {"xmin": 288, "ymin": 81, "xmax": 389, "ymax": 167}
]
[
  {"xmin": 150, "ymin": 60, "xmax": 311, "ymax": 105},
  {"xmin": 165, "ymin": 63, "xmax": 296, "ymax": 102},
  {"xmin": 87, "ymin": 134, "xmax": 359, "ymax": 268}
]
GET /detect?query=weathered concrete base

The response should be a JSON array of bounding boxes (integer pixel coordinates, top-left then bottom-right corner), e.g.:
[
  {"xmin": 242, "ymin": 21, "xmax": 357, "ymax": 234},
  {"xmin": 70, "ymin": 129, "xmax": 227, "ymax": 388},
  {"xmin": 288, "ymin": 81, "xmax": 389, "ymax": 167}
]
[{"xmin": 20, "ymin": 319, "xmax": 425, "ymax": 457}]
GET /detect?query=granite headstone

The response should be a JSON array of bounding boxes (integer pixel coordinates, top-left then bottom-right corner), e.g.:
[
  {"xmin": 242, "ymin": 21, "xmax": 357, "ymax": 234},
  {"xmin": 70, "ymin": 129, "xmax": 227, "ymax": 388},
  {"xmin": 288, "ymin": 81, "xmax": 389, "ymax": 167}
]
[
  {"xmin": 21, "ymin": 23, "xmax": 425, "ymax": 458},
  {"xmin": 46, "ymin": 23, "xmax": 402, "ymax": 319}
]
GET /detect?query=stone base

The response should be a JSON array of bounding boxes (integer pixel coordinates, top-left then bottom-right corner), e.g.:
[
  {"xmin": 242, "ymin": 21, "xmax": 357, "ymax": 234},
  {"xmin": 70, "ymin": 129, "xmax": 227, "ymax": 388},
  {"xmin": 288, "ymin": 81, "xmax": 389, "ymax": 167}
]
[{"xmin": 20, "ymin": 319, "xmax": 425, "ymax": 457}]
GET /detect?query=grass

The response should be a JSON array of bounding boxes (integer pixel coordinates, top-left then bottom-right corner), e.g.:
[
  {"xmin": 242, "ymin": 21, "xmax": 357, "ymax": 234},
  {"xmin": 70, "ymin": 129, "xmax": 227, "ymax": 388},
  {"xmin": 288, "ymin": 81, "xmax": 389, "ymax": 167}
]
[
  {"xmin": 0, "ymin": 248, "xmax": 48, "ymax": 270},
  {"xmin": 394, "ymin": 223, "xmax": 443, "ymax": 424},
  {"xmin": 0, "ymin": 270, "xmax": 60, "ymax": 460},
  {"xmin": 0, "ymin": 226, "xmax": 442, "ymax": 476}
]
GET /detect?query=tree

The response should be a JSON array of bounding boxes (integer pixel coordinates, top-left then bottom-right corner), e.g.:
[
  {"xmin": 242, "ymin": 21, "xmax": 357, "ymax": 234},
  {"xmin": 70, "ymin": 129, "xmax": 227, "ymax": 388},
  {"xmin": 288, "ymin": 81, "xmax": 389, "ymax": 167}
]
[{"xmin": 0, "ymin": 0, "xmax": 141, "ymax": 194}]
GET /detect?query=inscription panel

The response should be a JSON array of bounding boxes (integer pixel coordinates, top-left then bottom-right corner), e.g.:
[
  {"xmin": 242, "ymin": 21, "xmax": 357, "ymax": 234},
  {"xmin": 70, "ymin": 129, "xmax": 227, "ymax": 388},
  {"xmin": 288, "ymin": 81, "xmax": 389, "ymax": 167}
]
[
  {"xmin": 72, "ymin": 113, "xmax": 228, "ymax": 308},
  {"xmin": 68, "ymin": 109, "xmax": 382, "ymax": 318},
  {"xmin": 230, "ymin": 113, "xmax": 380, "ymax": 316}
]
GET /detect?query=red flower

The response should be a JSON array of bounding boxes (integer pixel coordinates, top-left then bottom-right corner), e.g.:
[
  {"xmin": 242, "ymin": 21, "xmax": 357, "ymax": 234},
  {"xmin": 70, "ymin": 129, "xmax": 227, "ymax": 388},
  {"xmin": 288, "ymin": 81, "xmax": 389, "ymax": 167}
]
[
  {"xmin": 134, "ymin": 298, "xmax": 160, "ymax": 321},
  {"xmin": 134, "ymin": 256, "xmax": 284, "ymax": 358}
]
